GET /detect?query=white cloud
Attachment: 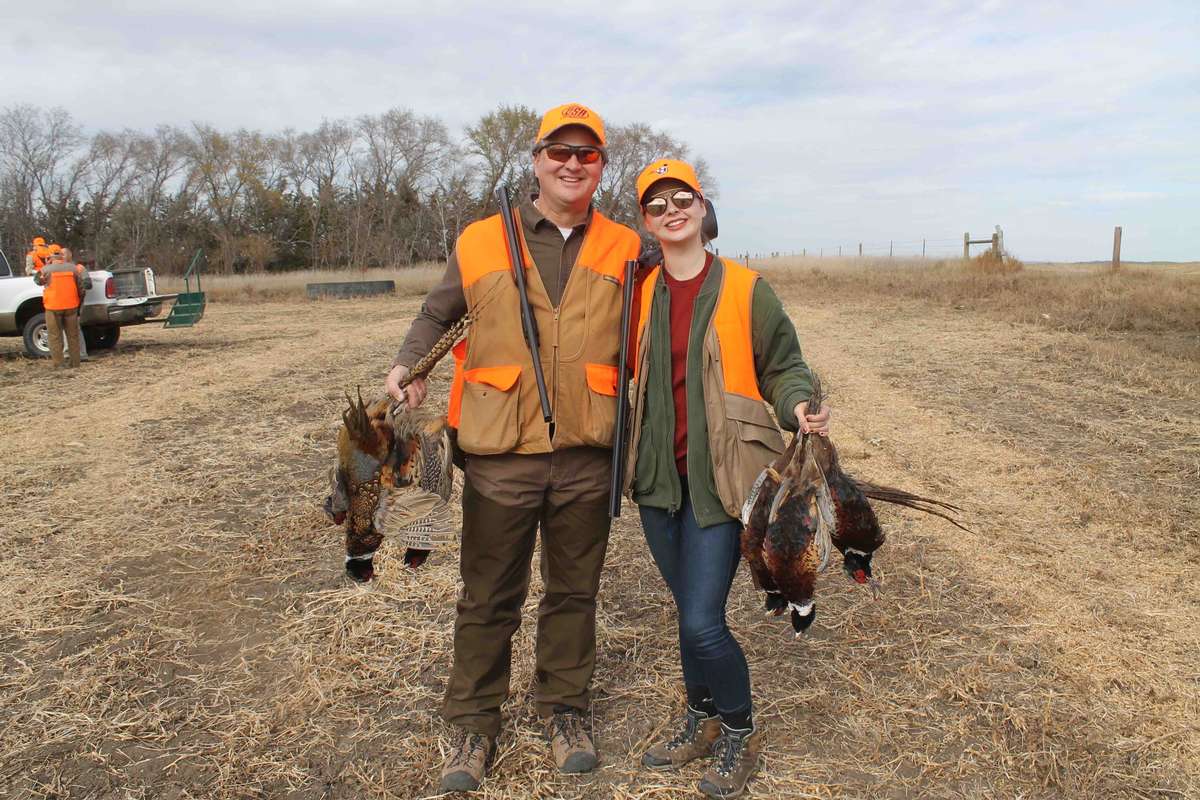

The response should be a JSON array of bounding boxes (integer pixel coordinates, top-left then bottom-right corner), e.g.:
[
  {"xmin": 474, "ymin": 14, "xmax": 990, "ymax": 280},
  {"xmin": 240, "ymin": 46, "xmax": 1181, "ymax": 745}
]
[{"xmin": 2, "ymin": 0, "xmax": 1197, "ymax": 260}]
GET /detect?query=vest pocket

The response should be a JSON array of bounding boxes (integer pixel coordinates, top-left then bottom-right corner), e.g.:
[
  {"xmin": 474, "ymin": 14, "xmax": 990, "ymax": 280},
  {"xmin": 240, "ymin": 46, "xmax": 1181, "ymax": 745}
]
[
  {"xmin": 457, "ymin": 365, "xmax": 522, "ymax": 455},
  {"xmin": 710, "ymin": 392, "xmax": 786, "ymax": 517},
  {"xmin": 583, "ymin": 362, "xmax": 618, "ymax": 446}
]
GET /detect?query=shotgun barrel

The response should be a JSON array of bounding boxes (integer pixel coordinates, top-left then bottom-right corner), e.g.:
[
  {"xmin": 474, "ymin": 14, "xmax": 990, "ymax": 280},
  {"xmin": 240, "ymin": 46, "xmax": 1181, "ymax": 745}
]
[
  {"xmin": 609, "ymin": 258, "xmax": 637, "ymax": 518},
  {"xmin": 494, "ymin": 186, "xmax": 552, "ymax": 424}
]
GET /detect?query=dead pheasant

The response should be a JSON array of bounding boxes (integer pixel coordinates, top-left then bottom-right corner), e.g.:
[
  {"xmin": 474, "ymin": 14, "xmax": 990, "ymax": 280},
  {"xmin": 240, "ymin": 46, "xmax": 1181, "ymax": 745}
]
[
  {"xmin": 324, "ymin": 390, "xmax": 455, "ymax": 580},
  {"xmin": 324, "ymin": 317, "xmax": 469, "ymax": 581},
  {"xmin": 741, "ymin": 374, "xmax": 967, "ymax": 635}
]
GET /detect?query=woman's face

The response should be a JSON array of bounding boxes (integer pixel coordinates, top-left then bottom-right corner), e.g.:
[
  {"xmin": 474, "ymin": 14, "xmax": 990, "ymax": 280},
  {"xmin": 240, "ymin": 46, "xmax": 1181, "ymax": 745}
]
[{"xmin": 641, "ymin": 179, "xmax": 706, "ymax": 245}]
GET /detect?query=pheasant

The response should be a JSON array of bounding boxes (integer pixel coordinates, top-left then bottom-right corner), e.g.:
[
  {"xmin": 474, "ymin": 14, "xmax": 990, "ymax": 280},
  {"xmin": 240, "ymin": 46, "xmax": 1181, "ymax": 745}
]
[
  {"xmin": 324, "ymin": 317, "xmax": 469, "ymax": 581},
  {"xmin": 324, "ymin": 390, "xmax": 456, "ymax": 581},
  {"xmin": 740, "ymin": 374, "xmax": 966, "ymax": 635},
  {"xmin": 741, "ymin": 431, "xmax": 834, "ymax": 637}
]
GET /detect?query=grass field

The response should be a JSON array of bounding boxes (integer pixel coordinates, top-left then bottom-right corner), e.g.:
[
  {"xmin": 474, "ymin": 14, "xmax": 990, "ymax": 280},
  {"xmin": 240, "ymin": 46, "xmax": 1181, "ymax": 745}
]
[{"xmin": 1, "ymin": 258, "xmax": 1197, "ymax": 798}]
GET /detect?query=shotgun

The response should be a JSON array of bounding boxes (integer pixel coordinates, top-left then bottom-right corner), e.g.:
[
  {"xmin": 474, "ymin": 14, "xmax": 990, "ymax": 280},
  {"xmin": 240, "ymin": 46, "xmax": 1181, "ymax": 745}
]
[
  {"xmin": 609, "ymin": 258, "xmax": 637, "ymax": 518},
  {"xmin": 494, "ymin": 186, "xmax": 552, "ymax": 423}
]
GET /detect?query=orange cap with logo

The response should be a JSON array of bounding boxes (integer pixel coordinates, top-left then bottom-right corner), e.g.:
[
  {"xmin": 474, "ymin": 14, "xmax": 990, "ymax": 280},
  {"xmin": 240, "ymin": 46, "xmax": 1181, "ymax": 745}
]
[
  {"xmin": 636, "ymin": 158, "xmax": 703, "ymax": 204},
  {"xmin": 536, "ymin": 103, "xmax": 605, "ymax": 146}
]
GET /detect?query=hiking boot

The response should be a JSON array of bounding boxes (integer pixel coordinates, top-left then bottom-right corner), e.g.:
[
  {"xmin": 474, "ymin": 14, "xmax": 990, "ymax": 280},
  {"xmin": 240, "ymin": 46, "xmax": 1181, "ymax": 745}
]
[
  {"xmin": 698, "ymin": 723, "xmax": 761, "ymax": 799},
  {"xmin": 438, "ymin": 727, "xmax": 494, "ymax": 793},
  {"xmin": 545, "ymin": 708, "xmax": 598, "ymax": 773},
  {"xmin": 641, "ymin": 706, "xmax": 722, "ymax": 770}
]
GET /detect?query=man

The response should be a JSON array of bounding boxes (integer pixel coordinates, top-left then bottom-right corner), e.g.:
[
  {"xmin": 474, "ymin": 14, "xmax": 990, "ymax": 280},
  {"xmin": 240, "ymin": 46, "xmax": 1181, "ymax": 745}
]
[
  {"xmin": 34, "ymin": 246, "xmax": 91, "ymax": 368},
  {"xmin": 385, "ymin": 102, "xmax": 641, "ymax": 792},
  {"xmin": 24, "ymin": 236, "xmax": 50, "ymax": 276}
]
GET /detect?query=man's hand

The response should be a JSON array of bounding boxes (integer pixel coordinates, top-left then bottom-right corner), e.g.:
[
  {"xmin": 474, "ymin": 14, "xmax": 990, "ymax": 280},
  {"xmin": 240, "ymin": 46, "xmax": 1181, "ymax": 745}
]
[
  {"xmin": 795, "ymin": 400, "xmax": 832, "ymax": 437},
  {"xmin": 386, "ymin": 364, "xmax": 428, "ymax": 410}
]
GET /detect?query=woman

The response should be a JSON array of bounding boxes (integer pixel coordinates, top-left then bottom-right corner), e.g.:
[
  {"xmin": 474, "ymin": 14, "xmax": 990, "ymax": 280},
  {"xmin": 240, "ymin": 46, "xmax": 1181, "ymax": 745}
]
[{"xmin": 625, "ymin": 159, "xmax": 829, "ymax": 799}]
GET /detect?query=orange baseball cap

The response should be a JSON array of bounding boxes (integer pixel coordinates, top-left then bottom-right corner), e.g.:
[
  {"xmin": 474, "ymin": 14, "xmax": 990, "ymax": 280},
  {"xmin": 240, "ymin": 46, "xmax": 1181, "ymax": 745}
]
[
  {"xmin": 32, "ymin": 236, "xmax": 46, "ymax": 246},
  {"xmin": 47, "ymin": 243, "xmax": 62, "ymax": 254},
  {"xmin": 536, "ymin": 102, "xmax": 605, "ymax": 146},
  {"xmin": 636, "ymin": 158, "xmax": 703, "ymax": 204}
]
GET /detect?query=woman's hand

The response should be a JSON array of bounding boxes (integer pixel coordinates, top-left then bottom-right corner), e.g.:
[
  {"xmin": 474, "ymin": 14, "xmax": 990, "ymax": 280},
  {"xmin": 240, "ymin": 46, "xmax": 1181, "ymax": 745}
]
[
  {"xmin": 386, "ymin": 364, "xmax": 427, "ymax": 410},
  {"xmin": 795, "ymin": 400, "xmax": 831, "ymax": 437}
]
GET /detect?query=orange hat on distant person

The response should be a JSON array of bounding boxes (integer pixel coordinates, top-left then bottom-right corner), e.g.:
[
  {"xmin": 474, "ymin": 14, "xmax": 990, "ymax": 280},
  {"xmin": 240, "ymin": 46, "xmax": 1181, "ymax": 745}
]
[
  {"xmin": 47, "ymin": 243, "xmax": 62, "ymax": 254},
  {"xmin": 636, "ymin": 158, "xmax": 703, "ymax": 204},
  {"xmin": 536, "ymin": 102, "xmax": 606, "ymax": 147},
  {"xmin": 32, "ymin": 236, "xmax": 46, "ymax": 246}
]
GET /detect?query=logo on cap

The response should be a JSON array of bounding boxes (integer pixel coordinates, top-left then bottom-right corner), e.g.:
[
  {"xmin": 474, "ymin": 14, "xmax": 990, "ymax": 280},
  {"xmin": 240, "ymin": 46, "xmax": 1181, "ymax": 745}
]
[
  {"xmin": 655, "ymin": 164, "xmax": 669, "ymax": 175},
  {"xmin": 562, "ymin": 104, "xmax": 589, "ymax": 119}
]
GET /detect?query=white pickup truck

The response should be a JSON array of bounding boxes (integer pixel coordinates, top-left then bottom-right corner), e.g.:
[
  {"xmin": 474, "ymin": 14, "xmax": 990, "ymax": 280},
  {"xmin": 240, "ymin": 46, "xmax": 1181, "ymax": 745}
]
[{"xmin": 0, "ymin": 247, "xmax": 180, "ymax": 358}]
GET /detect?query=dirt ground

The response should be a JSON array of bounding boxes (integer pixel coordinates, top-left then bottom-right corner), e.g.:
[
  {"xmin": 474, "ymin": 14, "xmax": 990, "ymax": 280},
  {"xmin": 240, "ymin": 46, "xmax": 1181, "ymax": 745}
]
[{"xmin": 1, "ymin": 280, "xmax": 1196, "ymax": 799}]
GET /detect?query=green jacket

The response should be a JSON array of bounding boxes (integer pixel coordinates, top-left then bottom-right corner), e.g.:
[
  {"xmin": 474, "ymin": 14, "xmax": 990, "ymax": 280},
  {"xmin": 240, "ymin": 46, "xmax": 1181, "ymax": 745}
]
[{"xmin": 628, "ymin": 256, "xmax": 814, "ymax": 527}]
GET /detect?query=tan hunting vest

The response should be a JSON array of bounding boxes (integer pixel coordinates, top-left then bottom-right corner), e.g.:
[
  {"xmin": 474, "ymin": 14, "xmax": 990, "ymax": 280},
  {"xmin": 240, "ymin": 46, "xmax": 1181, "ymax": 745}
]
[{"xmin": 447, "ymin": 209, "xmax": 640, "ymax": 455}]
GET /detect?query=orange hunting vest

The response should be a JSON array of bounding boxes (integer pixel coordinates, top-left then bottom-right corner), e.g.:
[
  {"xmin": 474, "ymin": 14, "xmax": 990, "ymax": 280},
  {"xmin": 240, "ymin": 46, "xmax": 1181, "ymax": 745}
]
[
  {"xmin": 626, "ymin": 257, "xmax": 786, "ymax": 518},
  {"xmin": 633, "ymin": 258, "xmax": 763, "ymax": 400},
  {"xmin": 448, "ymin": 209, "xmax": 640, "ymax": 455},
  {"xmin": 42, "ymin": 262, "xmax": 86, "ymax": 311}
]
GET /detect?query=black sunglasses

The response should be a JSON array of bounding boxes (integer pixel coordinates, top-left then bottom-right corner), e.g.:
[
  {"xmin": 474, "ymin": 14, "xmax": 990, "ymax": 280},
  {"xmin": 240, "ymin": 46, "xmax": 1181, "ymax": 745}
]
[
  {"xmin": 642, "ymin": 189, "xmax": 696, "ymax": 217},
  {"xmin": 534, "ymin": 142, "xmax": 606, "ymax": 165}
]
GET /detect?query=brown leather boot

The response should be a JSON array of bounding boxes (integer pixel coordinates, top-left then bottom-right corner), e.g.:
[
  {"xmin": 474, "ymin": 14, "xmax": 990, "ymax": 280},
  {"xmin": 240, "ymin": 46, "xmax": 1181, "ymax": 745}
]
[
  {"xmin": 641, "ymin": 706, "xmax": 722, "ymax": 770},
  {"xmin": 438, "ymin": 727, "xmax": 494, "ymax": 793},
  {"xmin": 545, "ymin": 708, "xmax": 598, "ymax": 773},
  {"xmin": 698, "ymin": 723, "xmax": 761, "ymax": 799}
]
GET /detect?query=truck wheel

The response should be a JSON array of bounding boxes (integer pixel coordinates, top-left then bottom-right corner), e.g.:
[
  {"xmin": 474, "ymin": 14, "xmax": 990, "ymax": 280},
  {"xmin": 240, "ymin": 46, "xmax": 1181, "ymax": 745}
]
[
  {"xmin": 84, "ymin": 324, "xmax": 120, "ymax": 350},
  {"xmin": 22, "ymin": 313, "xmax": 50, "ymax": 359}
]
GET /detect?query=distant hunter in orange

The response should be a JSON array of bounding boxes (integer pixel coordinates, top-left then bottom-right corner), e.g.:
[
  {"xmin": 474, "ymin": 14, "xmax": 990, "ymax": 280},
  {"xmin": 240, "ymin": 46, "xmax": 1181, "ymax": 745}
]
[{"xmin": 33, "ymin": 246, "xmax": 91, "ymax": 368}]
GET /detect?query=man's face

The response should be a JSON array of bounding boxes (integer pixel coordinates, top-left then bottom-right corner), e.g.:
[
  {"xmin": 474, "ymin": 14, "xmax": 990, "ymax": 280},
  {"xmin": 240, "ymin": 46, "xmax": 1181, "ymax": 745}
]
[{"xmin": 532, "ymin": 126, "xmax": 603, "ymax": 212}]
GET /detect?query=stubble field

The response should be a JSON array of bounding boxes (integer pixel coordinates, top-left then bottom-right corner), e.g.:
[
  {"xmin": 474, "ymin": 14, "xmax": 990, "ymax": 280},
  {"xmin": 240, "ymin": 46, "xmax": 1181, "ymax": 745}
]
[{"xmin": 1, "ymin": 259, "xmax": 1197, "ymax": 799}]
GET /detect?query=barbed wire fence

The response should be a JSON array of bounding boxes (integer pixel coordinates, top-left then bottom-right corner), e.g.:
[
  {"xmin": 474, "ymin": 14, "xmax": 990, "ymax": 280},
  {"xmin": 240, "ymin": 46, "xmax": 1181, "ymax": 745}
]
[{"xmin": 725, "ymin": 229, "xmax": 1003, "ymax": 262}]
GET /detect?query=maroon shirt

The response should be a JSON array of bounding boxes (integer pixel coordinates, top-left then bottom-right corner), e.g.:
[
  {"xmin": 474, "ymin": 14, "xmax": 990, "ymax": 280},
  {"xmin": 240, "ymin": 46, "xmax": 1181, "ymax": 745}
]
[{"xmin": 662, "ymin": 252, "xmax": 713, "ymax": 475}]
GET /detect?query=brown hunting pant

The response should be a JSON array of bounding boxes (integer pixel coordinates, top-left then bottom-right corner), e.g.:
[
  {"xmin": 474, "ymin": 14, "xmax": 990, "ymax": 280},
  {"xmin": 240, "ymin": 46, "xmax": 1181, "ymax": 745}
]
[
  {"xmin": 442, "ymin": 478, "xmax": 611, "ymax": 738},
  {"xmin": 46, "ymin": 309, "xmax": 81, "ymax": 368}
]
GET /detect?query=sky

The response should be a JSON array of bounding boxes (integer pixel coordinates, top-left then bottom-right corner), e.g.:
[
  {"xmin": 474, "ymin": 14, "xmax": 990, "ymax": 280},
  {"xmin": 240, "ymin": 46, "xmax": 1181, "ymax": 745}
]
[{"xmin": 4, "ymin": 0, "xmax": 1198, "ymax": 261}]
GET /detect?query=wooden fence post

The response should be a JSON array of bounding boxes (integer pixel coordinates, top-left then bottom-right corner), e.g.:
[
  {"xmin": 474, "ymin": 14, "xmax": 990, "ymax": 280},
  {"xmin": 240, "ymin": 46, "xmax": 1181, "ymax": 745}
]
[
  {"xmin": 991, "ymin": 233, "xmax": 999, "ymax": 256},
  {"xmin": 963, "ymin": 232, "xmax": 970, "ymax": 259},
  {"xmin": 838, "ymin": 246, "xmax": 842, "ymax": 257},
  {"xmin": 859, "ymin": 242, "xmax": 863, "ymax": 257},
  {"xmin": 1112, "ymin": 226, "xmax": 1122, "ymax": 271},
  {"xmin": 889, "ymin": 240, "xmax": 893, "ymax": 258},
  {"xmin": 922, "ymin": 239, "xmax": 926, "ymax": 258}
]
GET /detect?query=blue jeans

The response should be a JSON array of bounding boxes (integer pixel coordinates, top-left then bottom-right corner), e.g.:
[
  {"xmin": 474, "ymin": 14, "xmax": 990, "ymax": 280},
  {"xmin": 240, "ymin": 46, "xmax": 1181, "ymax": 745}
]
[{"xmin": 638, "ymin": 483, "xmax": 752, "ymax": 720}]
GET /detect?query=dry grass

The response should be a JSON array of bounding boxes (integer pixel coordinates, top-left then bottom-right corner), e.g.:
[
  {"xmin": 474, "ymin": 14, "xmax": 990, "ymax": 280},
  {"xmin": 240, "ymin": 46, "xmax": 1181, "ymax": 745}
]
[
  {"xmin": 157, "ymin": 263, "xmax": 445, "ymax": 303},
  {"xmin": 1, "ymin": 277, "xmax": 1197, "ymax": 798},
  {"xmin": 758, "ymin": 255, "xmax": 1200, "ymax": 361}
]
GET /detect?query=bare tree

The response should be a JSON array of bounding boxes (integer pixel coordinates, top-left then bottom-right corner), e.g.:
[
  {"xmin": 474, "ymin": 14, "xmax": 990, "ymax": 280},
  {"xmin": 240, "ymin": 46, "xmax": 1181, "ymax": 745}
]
[
  {"xmin": 184, "ymin": 125, "xmax": 272, "ymax": 272},
  {"xmin": 80, "ymin": 130, "xmax": 141, "ymax": 263},
  {"xmin": 464, "ymin": 104, "xmax": 539, "ymax": 214},
  {"xmin": 0, "ymin": 103, "xmax": 711, "ymax": 274},
  {"xmin": 0, "ymin": 105, "xmax": 88, "ymax": 245}
]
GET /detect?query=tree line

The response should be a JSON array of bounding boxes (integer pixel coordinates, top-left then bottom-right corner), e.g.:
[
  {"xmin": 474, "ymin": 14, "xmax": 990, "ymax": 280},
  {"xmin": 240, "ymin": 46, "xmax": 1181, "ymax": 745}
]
[{"xmin": 0, "ymin": 104, "xmax": 711, "ymax": 275}]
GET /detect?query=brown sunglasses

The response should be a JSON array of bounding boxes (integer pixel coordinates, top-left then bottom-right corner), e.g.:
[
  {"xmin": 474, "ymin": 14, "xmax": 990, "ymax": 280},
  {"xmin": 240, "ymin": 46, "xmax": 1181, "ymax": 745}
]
[{"xmin": 535, "ymin": 142, "xmax": 606, "ymax": 165}]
